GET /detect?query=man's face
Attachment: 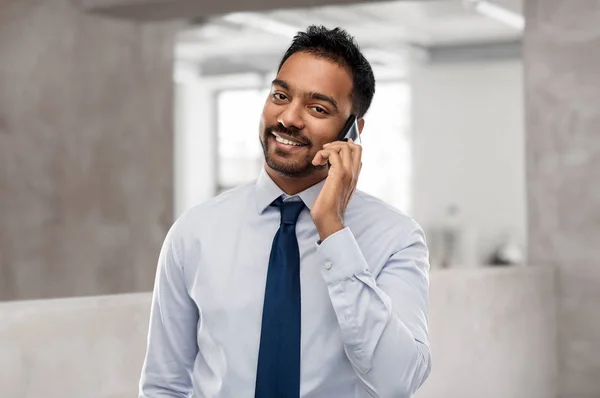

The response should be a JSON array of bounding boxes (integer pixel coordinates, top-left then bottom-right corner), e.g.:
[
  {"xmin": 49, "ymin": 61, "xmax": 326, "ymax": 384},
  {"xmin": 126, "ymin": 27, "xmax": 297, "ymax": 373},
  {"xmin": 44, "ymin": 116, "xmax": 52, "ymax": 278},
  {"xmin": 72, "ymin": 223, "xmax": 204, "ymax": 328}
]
[{"xmin": 259, "ymin": 51, "xmax": 354, "ymax": 178}]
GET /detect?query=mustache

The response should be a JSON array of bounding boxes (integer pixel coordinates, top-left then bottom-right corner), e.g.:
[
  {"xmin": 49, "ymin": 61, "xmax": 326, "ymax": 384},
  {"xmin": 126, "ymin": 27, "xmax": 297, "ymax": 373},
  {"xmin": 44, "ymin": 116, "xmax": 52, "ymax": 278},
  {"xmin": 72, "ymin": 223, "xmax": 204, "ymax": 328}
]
[{"xmin": 265, "ymin": 124, "xmax": 311, "ymax": 146}]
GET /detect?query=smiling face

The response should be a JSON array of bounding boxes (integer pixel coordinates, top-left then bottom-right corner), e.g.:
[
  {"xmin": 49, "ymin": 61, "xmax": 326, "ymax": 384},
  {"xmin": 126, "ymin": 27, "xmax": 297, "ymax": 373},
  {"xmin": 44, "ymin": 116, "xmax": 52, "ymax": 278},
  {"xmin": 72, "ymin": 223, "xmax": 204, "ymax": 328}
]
[{"xmin": 259, "ymin": 51, "xmax": 354, "ymax": 178}]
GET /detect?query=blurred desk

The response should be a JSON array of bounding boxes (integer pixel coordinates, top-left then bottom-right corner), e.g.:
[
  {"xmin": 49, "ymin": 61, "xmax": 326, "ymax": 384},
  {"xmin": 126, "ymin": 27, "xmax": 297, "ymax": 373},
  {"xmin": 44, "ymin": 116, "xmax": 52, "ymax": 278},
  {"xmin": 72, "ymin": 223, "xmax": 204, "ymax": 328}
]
[{"xmin": 0, "ymin": 267, "xmax": 557, "ymax": 398}]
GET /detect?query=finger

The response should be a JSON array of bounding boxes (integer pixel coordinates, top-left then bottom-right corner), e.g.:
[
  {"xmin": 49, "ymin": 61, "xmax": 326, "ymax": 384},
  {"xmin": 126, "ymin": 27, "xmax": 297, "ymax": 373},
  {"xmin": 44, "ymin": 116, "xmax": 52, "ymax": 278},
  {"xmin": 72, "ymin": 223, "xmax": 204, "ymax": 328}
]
[
  {"xmin": 312, "ymin": 149, "xmax": 335, "ymax": 167},
  {"xmin": 325, "ymin": 150, "xmax": 344, "ymax": 173},
  {"xmin": 339, "ymin": 144, "xmax": 353, "ymax": 171},
  {"xmin": 312, "ymin": 149, "xmax": 329, "ymax": 166},
  {"xmin": 322, "ymin": 141, "xmax": 351, "ymax": 151},
  {"xmin": 312, "ymin": 148, "xmax": 342, "ymax": 166},
  {"xmin": 326, "ymin": 140, "xmax": 361, "ymax": 154},
  {"xmin": 319, "ymin": 143, "xmax": 353, "ymax": 172},
  {"xmin": 346, "ymin": 141, "xmax": 362, "ymax": 177},
  {"xmin": 323, "ymin": 142, "xmax": 356, "ymax": 162}
]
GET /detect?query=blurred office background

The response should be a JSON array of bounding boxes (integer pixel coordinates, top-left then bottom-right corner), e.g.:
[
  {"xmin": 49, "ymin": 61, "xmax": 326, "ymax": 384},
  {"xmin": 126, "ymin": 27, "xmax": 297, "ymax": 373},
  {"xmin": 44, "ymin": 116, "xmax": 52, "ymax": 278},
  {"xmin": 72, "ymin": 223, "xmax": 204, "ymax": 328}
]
[
  {"xmin": 0, "ymin": 0, "xmax": 598, "ymax": 397},
  {"xmin": 172, "ymin": 1, "xmax": 526, "ymax": 270}
]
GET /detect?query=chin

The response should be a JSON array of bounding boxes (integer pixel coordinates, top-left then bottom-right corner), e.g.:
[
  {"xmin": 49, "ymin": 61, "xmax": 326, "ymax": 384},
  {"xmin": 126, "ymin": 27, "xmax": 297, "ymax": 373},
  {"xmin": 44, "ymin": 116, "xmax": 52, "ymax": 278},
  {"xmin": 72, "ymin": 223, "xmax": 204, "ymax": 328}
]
[
  {"xmin": 267, "ymin": 159, "xmax": 310, "ymax": 177},
  {"xmin": 265, "ymin": 153, "xmax": 314, "ymax": 178},
  {"xmin": 261, "ymin": 133, "xmax": 325, "ymax": 178}
]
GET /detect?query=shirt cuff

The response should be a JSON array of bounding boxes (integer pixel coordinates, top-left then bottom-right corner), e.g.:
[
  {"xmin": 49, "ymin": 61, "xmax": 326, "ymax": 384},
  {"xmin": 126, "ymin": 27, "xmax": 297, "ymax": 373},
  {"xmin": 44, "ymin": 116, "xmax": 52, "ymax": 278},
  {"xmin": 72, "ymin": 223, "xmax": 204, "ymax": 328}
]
[{"xmin": 315, "ymin": 227, "xmax": 368, "ymax": 285}]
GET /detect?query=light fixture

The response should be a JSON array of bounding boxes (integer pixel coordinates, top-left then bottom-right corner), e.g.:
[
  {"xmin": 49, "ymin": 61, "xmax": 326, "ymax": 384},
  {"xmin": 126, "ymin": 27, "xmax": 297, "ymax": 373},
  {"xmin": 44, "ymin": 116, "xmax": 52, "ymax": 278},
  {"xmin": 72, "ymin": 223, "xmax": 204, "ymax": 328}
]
[
  {"xmin": 362, "ymin": 48, "xmax": 407, "ymax": 66},
  {"xmin": 221, "ymin": 12, "xmax": 301, "ymax": 38},
  {"xmin": 464, "ymin": 0, "xmax": 525, "ymax": 31}
]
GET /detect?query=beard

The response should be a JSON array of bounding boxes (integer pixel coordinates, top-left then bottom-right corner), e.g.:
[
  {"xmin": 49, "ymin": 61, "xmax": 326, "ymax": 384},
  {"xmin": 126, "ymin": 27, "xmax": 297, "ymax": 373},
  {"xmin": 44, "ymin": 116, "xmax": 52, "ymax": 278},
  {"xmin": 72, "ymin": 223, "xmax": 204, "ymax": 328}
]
[{"xmin": 260, "ymin": 123, "xmax": 325, "ymax": 178}]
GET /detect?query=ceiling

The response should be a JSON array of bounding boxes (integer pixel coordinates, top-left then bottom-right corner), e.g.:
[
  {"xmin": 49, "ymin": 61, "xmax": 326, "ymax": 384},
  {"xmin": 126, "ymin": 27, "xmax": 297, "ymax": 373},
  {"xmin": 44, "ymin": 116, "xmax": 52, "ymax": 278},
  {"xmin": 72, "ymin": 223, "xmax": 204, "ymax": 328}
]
[{"xmin": 175, "ymin": 0, "xmax": 523, "ymax": 79}]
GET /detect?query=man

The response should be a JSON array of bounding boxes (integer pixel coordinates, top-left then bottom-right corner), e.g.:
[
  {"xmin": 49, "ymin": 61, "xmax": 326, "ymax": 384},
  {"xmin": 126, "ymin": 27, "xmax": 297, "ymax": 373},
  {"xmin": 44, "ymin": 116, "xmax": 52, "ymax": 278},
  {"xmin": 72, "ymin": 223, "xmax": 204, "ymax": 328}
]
[{"xmin": 139, "ymin": 25, "xmax": 431, "ymax": 398}]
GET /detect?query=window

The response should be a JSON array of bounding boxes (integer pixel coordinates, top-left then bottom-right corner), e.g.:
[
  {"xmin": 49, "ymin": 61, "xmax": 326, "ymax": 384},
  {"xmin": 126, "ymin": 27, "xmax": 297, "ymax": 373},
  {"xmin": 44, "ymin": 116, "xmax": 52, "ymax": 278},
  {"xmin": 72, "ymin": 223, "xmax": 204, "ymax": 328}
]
[
  {"xmin": 215, "ymin": 81, "xmax": 412, "ymax": 213},
  {"xmin": 216, "ymin": 88, "xmax": 269, "ymax": 193},
  {"xmin": 357, "ymin": 81, "xmax": 412, "ymax": 213}
]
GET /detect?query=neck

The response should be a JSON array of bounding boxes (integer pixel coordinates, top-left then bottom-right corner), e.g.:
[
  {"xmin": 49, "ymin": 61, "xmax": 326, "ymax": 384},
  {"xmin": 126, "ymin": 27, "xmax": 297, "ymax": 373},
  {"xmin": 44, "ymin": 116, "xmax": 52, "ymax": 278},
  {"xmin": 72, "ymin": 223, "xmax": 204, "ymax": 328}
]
[{"xmin": 264, "ymin": 163, "xmax": 327, "ymax": 195}]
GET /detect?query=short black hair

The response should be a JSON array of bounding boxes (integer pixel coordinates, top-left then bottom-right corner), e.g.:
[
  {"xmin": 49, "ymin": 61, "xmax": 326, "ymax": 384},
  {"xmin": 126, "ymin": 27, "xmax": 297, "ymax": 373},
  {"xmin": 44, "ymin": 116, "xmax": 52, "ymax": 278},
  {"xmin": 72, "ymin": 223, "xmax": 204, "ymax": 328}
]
[{"xmin": 277, "ymin": 25, "xmax": 376, "ymax": 119}]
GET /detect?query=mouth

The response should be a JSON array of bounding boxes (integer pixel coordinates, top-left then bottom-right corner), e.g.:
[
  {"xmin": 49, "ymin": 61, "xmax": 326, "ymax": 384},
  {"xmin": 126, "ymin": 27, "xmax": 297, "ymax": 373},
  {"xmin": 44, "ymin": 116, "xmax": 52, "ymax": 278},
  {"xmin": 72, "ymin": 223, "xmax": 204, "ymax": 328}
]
[{"xmin": 270, "ymin": 131, "xmax": 308, "ymax": 149}]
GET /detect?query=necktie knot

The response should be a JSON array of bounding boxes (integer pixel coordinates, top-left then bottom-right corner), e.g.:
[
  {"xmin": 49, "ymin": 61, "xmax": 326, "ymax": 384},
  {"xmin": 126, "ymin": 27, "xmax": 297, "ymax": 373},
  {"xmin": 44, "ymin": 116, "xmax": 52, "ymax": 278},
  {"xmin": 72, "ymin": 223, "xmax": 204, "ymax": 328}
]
[{"xmin": 272, "ymin": 197, "xmax": 305, "ymax": 226}]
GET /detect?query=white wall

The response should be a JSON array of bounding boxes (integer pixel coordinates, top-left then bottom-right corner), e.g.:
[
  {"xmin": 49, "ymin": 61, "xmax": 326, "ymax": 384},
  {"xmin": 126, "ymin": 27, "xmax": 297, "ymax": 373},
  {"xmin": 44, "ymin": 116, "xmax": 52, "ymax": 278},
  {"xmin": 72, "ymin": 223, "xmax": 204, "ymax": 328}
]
[{"xmin": 411, "ymin": 58, "xmax": 526, "ymax": 266}]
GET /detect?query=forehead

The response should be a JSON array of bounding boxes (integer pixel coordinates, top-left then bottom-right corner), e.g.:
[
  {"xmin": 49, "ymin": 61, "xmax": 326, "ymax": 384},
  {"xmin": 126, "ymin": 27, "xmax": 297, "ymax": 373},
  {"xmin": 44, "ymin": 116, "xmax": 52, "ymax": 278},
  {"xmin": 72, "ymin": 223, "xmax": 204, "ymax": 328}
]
[{"xmin": 276, "ymin": 52, "xmax": 353, "ymax": 107}]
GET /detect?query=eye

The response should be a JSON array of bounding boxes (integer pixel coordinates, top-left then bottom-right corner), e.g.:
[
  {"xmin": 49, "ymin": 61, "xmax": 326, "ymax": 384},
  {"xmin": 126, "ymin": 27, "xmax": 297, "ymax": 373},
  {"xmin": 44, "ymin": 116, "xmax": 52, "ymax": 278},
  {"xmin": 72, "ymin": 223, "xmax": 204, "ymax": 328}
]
[
  {"xmin": 272, "ymin": 92, "xmax": 288, "ymax": 102},
  {"xmin": 311, "ymin": 106, "xmax": 328, "ymax": 114}
]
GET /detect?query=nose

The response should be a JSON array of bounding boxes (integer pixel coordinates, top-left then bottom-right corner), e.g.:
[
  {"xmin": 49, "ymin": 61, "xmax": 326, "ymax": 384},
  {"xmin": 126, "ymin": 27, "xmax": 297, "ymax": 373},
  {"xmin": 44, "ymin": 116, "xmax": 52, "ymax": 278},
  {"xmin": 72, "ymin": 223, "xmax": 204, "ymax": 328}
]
[{"xmin": 277, "ymin": 103, "xmax": 306, "ymax": 131}]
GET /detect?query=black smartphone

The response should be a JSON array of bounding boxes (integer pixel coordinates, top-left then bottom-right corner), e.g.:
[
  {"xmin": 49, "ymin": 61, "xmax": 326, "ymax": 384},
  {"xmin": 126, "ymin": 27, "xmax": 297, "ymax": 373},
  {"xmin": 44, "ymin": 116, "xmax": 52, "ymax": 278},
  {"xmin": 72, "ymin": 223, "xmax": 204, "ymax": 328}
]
[
  {"xmin": 325, "ymin": 115, "xmax": 361, "ymax": 169},
  {"xmin": 336, "ymin": 115, "xmax": 361, "ymax": 145}
]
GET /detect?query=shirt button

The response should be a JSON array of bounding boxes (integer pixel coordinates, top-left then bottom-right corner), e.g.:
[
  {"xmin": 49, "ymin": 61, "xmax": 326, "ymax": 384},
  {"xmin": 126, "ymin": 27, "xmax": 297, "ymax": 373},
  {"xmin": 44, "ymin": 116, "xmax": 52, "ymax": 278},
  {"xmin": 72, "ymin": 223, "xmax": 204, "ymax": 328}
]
[{"xmin": 324, "ymin": 262, "xmax": 333, "ymax": 270}]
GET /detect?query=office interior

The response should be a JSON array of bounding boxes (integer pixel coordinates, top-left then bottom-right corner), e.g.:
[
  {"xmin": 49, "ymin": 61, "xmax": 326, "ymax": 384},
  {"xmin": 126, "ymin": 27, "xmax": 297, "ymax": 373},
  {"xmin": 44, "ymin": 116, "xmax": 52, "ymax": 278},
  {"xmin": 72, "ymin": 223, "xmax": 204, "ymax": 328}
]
[{"xmin": 1, "ymin": 1, "xmax": 598, "ymax": 397}]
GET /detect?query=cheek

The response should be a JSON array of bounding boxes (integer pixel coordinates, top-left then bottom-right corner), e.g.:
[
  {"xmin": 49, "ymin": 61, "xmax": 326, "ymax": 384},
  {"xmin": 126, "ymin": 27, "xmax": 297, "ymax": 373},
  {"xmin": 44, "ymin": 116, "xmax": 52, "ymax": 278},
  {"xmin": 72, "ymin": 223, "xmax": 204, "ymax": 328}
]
[
  {"xmin": 307, "ymin": 119, "xmax": 341, "ymax": 146},
  {"xmin": 261, "ymin": 100, "xmax": 279, "ymax": 123}
]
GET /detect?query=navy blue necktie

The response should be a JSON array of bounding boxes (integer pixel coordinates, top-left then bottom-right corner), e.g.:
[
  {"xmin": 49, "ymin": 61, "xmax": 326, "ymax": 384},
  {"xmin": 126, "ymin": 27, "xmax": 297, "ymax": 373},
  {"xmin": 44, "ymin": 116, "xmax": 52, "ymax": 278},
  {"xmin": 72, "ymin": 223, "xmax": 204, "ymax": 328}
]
[{"xmin": 255, "ymin": 197, "xmax": 305, "ymax": 398}]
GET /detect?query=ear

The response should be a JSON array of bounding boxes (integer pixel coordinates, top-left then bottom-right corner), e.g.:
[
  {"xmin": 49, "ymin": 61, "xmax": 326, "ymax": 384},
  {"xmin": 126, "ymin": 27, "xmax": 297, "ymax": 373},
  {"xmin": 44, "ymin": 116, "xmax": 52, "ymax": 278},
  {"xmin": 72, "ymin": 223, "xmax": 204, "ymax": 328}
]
[{"xmin": 357, "ymin": 118, "xmax": 365, "ymax": 134}]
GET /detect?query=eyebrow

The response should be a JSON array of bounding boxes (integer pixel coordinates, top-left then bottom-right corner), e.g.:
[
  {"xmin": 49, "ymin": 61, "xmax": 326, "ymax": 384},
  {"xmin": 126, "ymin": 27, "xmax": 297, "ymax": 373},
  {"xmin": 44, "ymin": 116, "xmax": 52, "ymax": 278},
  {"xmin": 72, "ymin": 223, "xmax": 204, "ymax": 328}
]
[
  {"xmin": 272, "ymin": 79, "xmax": 290, "ymax": 91},
  {"xmin": 272, "ymin": 79, "xmax": 339, "ymax": 113}
]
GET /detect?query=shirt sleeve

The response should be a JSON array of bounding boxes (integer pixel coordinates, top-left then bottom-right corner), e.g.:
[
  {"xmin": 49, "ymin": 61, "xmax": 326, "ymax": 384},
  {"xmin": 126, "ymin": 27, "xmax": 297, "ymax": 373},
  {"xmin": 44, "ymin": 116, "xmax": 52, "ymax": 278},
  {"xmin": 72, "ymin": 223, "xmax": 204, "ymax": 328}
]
[
  {"xmin": 139, "ymin": 226, "xmax": 199, "ymax": 398},
  {"xmin": 316, "ymin": 223, "xmax": 431, "ymax": 398}
]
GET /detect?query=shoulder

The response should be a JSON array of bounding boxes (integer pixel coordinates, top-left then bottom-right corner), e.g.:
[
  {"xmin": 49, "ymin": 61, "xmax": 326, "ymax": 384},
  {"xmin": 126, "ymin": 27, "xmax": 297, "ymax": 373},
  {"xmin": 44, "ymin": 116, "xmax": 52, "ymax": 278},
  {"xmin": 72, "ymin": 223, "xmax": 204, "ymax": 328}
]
[
  {"xmin": 167, "ymin": 181, "xmax": 256, "ymax": 243},
  {"xmin": 349, "ymin": 189, "xmax": 424, "ymax": 241}
]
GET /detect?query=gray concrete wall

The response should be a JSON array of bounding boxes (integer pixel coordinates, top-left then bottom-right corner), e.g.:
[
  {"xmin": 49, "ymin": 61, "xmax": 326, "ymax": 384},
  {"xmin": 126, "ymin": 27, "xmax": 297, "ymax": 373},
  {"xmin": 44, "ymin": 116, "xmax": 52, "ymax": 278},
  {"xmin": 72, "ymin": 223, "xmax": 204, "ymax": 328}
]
[
  {"xmin": 524, "ymin": 1, "xmax": 600, "ymax": 397},
  {"xmin": 0, "ymin": 267, "xmax": 557, "ymax": 398},
  {"xmin": 0, "ymin": 0, "xmax": 176, "ymax": 301}
]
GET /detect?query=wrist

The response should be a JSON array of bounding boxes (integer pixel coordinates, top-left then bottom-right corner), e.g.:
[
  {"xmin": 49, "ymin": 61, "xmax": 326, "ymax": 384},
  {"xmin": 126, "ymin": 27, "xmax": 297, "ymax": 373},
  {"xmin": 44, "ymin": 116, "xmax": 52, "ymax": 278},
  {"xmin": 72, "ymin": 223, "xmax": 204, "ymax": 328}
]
[{"xmin": 313, "ymin": 215, "xmax": 345, "ymax": 241}]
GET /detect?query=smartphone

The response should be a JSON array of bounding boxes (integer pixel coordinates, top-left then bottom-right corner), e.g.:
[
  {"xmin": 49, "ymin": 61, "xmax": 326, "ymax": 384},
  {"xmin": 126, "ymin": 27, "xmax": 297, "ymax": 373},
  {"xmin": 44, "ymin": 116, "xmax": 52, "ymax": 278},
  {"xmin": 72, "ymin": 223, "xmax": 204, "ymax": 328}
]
[
  {"xmin": 336, "ymin": 115, "xmax": 361, "ymax": 145},
  {"xmin": 325, "ymin": 115, "xmax": 361, "ymax": 169}
]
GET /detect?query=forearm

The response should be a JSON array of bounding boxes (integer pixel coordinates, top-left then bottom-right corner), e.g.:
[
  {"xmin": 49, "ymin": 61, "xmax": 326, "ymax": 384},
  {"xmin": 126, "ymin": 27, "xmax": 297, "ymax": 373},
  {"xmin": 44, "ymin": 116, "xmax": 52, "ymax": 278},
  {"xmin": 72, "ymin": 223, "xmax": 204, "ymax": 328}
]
[
  {"xmin": 139, "ymin": 295, "xmax": 198, "ymax": 398},
  {"xmin": 139, "ymin": 228, "xmax": 199, "ymax": 398},
  {"xmin": 317, "ymin": 226, "xmax": 431, "ymax": 397},
  {"xmin": 326, "ymin": 273, "xmax": 431, "ymax": 397}
]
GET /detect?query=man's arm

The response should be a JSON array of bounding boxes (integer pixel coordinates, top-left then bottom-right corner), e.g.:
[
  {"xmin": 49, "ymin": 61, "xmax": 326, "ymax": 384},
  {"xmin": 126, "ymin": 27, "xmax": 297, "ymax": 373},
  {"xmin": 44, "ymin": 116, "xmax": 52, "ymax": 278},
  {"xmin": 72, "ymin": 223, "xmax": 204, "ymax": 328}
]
[
  {"xmin": 316, "ymin": 222, "xmax": 431, "ymax": 398},
  {"xmin": 139, "ymin": 226, "xmax": 199, "ymax": 398}
]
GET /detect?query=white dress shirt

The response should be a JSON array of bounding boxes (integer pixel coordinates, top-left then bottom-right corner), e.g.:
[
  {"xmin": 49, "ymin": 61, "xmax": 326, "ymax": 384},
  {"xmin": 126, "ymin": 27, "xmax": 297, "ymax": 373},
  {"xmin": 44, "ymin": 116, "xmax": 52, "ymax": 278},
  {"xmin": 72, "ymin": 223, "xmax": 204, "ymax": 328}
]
[{"xmin": 139, "ymin": 167, "xmax": 431, "ymax": 398}]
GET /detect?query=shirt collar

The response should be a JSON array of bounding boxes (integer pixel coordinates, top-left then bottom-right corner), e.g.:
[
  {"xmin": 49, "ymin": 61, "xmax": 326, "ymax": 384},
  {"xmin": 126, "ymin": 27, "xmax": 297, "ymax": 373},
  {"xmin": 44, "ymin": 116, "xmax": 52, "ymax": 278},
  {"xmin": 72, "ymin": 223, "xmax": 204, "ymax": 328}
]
[{"xmin": 255, "ymin": 166, "xmax": 326, "ymax": 214}]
